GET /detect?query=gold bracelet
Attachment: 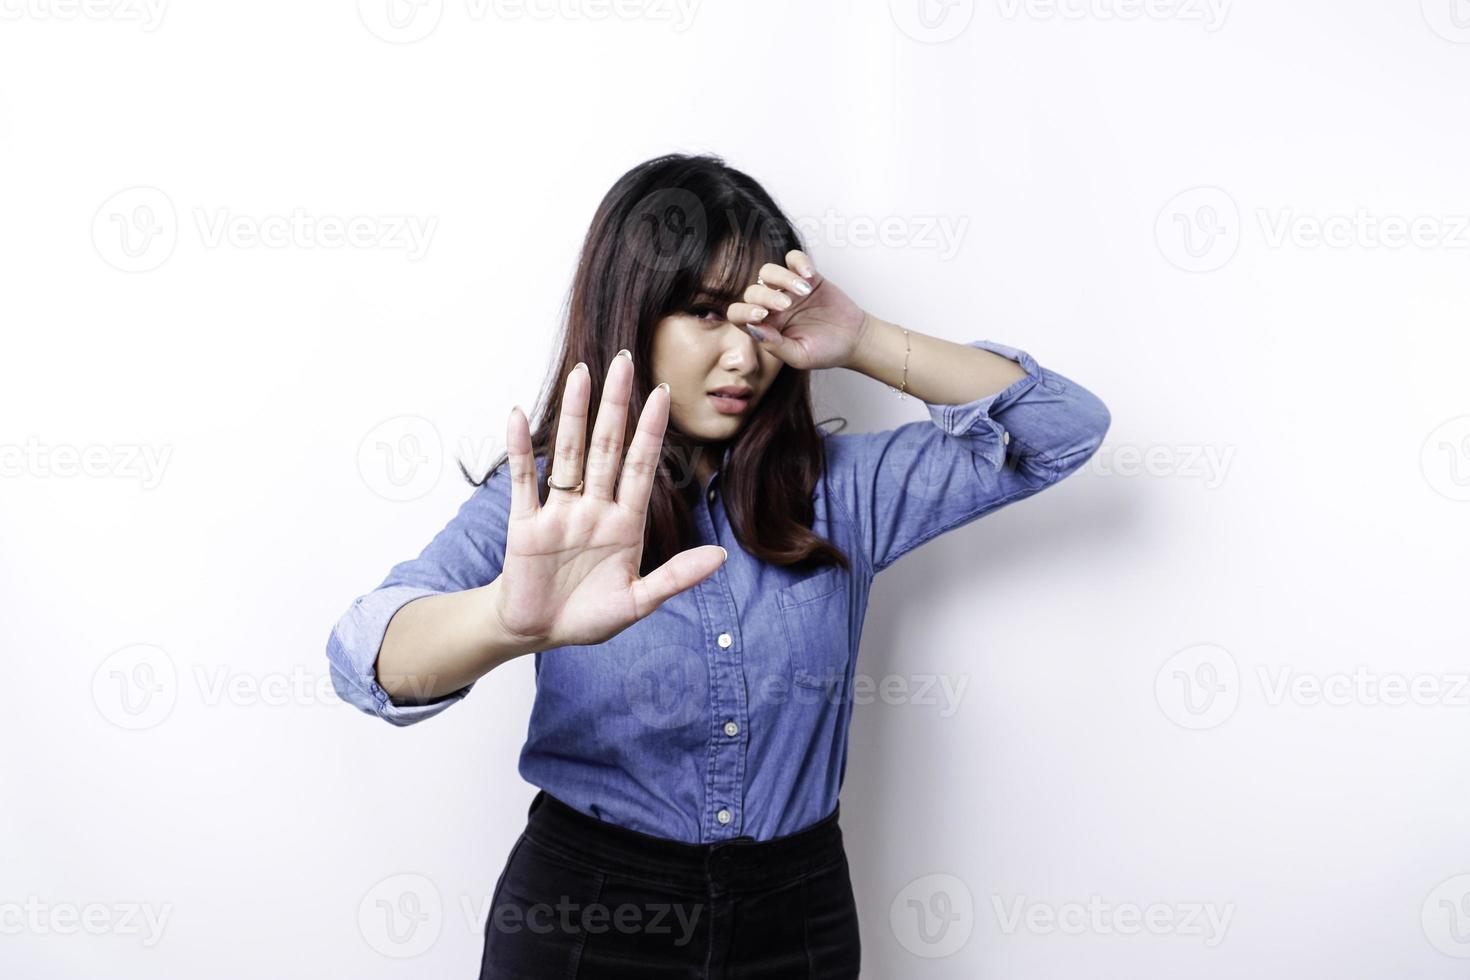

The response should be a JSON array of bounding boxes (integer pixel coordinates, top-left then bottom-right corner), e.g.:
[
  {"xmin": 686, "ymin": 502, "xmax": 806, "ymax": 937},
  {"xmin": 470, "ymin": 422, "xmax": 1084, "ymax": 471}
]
[{"xmin": 888, "ymin": 327, "xmax": 910, "ymax": 399}]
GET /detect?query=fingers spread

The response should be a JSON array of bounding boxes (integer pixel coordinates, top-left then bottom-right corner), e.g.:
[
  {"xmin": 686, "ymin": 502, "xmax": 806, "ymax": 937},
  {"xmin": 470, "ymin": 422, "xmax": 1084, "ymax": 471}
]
[
  {"xmin": 629, "ymin": 544, "xmax": 728, "ymax": 619},
  {"xmin": 548, "ymin": 362, "xmax": 591, "ymax": 504},
  {"xmin": 585, "ymin": 350, "xmax": 633, "ymax": 500},
  {"xmin": 616, "ymin": 380, "xmax": 670, "ymax": 517},
  {"xmin": 505, "ymin": 404, "xmax": 540, "ymax": 520}
]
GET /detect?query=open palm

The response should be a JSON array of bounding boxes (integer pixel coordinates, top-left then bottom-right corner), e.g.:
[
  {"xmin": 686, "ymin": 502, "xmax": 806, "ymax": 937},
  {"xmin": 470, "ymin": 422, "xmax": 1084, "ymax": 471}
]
[{"xmin": 491, "ymin": 352, "xmax": 727, "ymax": 650}]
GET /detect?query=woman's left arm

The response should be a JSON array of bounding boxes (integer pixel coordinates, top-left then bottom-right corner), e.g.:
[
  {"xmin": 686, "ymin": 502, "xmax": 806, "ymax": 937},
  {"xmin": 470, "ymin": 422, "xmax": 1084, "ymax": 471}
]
[
  {"xmin": 830, "ymin": 324, "xmax": 1111, "ymax": 575},
  {"xmin": 731, "ymin": 249, "xmax": 1112, "ymax": 575},
  {"xmin": 843, "ymin": 314, "xmax": 1031, "ymax": 407}
]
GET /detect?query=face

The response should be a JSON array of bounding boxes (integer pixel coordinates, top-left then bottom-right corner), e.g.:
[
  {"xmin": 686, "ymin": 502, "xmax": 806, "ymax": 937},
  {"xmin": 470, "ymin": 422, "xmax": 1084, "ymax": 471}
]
[{"xmin": 649, "ymin": 268, "xmax": 784, "ymax": 447}]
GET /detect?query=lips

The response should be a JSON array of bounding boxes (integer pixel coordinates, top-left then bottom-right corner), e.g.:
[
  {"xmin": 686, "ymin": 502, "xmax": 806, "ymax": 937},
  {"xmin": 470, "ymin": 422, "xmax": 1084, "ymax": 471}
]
[{"xmin": 707, "ymin": 386, "xmax": 753, "ymax": 415}]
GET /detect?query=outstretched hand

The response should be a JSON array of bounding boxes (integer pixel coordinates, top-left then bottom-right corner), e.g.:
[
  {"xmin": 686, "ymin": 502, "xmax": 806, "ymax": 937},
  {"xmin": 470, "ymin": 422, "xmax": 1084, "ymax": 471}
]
[{"xmin": 491, "ymin": 352, "xmax": 728, "ymax": 650}]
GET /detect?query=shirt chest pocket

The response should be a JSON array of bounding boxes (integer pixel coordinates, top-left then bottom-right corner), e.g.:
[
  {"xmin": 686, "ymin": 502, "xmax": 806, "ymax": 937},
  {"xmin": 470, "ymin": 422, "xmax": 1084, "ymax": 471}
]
[{"xmin": 776, "ymin": 567, "xmax": 852, "ymax": 692}]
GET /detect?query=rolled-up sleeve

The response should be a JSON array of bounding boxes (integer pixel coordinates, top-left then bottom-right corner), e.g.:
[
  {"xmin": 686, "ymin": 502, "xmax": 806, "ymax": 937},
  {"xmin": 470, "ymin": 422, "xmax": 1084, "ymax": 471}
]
[
  {"xmin": 824, "ymin": 339, "xmax": 1110, "ymax": 575},
  {"xmin": 326, "ymin": 463, "xmax": 515, "ymax": 726}
]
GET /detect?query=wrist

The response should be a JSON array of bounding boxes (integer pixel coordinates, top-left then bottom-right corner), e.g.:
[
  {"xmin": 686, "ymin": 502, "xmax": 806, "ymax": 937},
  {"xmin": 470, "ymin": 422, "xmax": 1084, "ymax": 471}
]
[
  {"xmin": 844, "ymin": 314, "xmax": 903, "ymax": 384},
  {"xmin": 480, "ymin": 577, "xmax": 545, "ymax": 663}
]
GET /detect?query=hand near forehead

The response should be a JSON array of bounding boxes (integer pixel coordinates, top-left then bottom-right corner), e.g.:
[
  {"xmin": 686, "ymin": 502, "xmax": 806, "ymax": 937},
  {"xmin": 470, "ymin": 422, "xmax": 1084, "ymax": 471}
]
[{"xmin": 725, "ymin": 249, "xmax": 870, "ymax": 371}]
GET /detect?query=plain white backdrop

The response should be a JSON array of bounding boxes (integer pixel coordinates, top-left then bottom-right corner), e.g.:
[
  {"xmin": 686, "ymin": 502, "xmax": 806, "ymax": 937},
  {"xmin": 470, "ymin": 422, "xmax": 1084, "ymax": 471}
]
[{"xmin": 3, "ymin": 0, "xmax": 1469, "ymax": 976}]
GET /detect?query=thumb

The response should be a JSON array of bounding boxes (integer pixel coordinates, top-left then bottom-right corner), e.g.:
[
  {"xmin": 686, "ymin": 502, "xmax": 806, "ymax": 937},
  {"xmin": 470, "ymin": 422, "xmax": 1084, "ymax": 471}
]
[{"xmin": 629, "ymin": 545, "xmax": 728, "ymax": 617}]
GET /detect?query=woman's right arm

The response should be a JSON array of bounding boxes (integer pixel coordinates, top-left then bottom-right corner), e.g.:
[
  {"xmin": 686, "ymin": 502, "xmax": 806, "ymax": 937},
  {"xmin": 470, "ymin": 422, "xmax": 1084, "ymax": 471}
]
[
  {"xmin": 325, "ymin": 464, "xmax": 524, "ymax": 726},
  {"xmin": 376, "ymin": 564, "xmax": 541, "ymax": 703}
]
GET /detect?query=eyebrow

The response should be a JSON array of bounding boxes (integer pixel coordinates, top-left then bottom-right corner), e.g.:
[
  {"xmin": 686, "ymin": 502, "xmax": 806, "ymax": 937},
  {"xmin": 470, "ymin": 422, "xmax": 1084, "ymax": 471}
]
[{"xmin": 693, "ymin": 284, "xmax": 736, "ymax": 304}]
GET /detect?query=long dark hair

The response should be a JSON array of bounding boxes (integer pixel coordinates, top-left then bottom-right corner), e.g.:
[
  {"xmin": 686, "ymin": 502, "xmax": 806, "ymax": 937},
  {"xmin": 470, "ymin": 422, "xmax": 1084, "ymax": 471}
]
[{"xmin": 460, "ymin": 152, "xmax": 850, "ymax": 575}]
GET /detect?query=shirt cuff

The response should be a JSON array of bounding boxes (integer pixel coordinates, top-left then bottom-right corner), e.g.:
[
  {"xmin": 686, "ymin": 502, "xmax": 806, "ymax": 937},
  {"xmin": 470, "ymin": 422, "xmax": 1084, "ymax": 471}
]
[
  {"xmin": 326, "ymin": 584, "xmax": 472, "ymax": 726},
  {"xmin": 925, "ymin": 339, "xmax": 1044, "ymax": 471}
]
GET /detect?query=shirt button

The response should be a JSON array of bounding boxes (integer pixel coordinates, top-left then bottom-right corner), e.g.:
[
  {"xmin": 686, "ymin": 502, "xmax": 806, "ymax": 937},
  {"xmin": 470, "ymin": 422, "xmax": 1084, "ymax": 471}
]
[
  {"xmin": 707, "ymin": 487, "xmax": 716, "ymax": 503},
  {"xmin": 716, "ymin": 808, "xmax": 732, "ymax": 825},
  {"xmin": 724, "ymin": 721, "xmax": 739, "ymax": 737},
  {"xmin": 717, "ymin": 632, "xmax": 732, "ymax": 649},
  {"xmin": 1002, "ymin": 430, "xmax": 1010, "ymax": 445}
]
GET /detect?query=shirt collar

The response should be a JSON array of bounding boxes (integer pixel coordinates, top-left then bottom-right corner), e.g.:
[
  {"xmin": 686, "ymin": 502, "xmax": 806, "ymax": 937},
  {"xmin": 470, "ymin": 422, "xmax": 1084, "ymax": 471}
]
[{"xmin": 701, "ymin": 443, "xmax": 734, "ymax": 495}]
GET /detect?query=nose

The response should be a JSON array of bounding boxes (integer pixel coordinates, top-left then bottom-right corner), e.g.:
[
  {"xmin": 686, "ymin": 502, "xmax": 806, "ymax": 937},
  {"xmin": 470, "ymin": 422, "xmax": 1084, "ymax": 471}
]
[{"xmin": 720, "ymin": 321, "xmax": 762, "ymax": 372}]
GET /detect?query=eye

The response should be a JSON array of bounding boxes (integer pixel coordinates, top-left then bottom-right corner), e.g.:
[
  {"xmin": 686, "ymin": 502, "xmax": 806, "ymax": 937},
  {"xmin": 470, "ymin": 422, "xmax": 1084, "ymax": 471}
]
[{"xmin": 689, "ymin": 305, "xmax": 723, "ymax": 323}]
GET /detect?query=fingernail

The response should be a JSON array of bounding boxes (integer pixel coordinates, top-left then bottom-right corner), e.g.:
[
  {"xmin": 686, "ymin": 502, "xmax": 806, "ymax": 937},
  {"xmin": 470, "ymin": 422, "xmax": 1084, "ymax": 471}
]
[
  {"xmin": 789, "ymin": 278, "xmax": 811, "ymax": 296},
  {"xmin": 750, "ymin": 307, "xmax": 768, "ymax": 320},
  {"xmin": 617, "ymin": 348, "xmax": 632, "ymax": 361},
  {"xmin": 574, "ymin": 361, "xmax": 588, "ymax": 374},
  {"xmin": 656, "ymin": 381, "xmax": 670, "ymax": 394},
  {"xmin": 801, "ymin": 265, "xmax": 815, "ymax": 278},
  {"xmin": 718, "ymin": 547, "xmax": 728, "ymax": 561},
  {"xmin": 774, "ymin": 294, "xmax": 792, "ymax": 310},
  {"xmin": 745, "ymin": 324, "xmax": 766, "ymax": 342}
]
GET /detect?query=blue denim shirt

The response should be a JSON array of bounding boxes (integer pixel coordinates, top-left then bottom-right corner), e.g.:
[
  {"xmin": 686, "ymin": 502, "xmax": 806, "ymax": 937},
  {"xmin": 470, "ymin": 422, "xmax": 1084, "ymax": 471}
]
[{"xmin": 327, "ymin": 339, "xmax": 1110, "ymax": 843}]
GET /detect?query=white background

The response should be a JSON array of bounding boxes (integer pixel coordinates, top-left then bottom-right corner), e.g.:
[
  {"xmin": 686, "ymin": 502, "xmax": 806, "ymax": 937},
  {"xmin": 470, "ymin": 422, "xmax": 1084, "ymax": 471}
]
[{"xmin": 3, "ymin": 0, "xmax": 1469, "ymax": 976}]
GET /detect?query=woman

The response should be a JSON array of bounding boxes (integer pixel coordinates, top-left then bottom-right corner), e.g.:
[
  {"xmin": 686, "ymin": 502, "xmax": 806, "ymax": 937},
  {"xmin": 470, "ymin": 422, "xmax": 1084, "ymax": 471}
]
[{"xmin": 326, "ymin": 152, "xmax": 1111, "ymax": 978}]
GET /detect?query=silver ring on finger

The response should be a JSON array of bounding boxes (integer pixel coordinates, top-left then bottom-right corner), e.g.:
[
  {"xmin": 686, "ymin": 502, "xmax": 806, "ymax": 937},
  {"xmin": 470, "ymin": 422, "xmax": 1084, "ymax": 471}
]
[{"xmin": 547, "ymin": 476, "xmax": 584, "ymax": 493}]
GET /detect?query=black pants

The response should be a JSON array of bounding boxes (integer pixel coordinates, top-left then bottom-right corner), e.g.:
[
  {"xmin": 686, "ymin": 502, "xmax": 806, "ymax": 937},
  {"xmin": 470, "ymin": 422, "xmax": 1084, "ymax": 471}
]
[{"xmin": 478, "ymin": 790, "xmax": 861, "ymax": 979}]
